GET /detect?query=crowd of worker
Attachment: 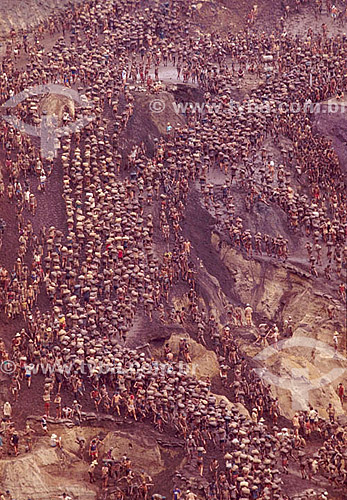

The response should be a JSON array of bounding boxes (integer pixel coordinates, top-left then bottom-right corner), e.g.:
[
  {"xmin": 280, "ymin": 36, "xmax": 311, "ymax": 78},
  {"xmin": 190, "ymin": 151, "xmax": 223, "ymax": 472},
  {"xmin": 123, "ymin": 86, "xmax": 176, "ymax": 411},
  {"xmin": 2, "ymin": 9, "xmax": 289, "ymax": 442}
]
[{"xmin": 0, "ymin": 0, "xmax": 345, "ymax": 499}]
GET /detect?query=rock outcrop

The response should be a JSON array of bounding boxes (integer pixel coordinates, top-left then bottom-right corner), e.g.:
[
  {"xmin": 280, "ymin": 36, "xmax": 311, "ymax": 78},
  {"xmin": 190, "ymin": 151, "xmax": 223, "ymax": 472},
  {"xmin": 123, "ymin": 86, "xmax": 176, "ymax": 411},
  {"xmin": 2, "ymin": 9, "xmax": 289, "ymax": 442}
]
[
  {"xmin": 156, "ymin": 332, "xmax": 220, "ymax": 380},
  {"xmin": 0, "ymin": 444, "xmax": 97, "ymax": 500}
]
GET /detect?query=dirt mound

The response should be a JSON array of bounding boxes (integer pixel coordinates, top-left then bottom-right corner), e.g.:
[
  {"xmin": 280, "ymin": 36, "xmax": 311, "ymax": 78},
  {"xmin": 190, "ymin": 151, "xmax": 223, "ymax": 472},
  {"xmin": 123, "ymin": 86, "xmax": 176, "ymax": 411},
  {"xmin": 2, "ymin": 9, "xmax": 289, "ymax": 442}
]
[{"xmin": 122, "ymin": 90, "xmax": 185, "ymax": 155}]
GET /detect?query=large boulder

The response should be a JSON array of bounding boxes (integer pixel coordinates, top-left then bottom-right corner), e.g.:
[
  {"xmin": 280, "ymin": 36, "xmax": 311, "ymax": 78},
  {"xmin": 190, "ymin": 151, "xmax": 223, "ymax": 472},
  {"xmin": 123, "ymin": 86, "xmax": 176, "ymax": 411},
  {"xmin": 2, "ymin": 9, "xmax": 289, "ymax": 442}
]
[{"xmin": 164, "ymin": 333, "xmax": 220, "ymax": 380}]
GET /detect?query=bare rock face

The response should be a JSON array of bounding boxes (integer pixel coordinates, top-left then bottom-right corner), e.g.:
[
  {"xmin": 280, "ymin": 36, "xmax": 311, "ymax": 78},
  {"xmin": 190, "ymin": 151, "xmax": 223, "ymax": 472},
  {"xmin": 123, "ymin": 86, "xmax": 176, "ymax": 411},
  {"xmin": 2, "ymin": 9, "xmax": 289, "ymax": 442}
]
[
  {"xmin": 213, "ymin": 233, "xmax": 289, "ymax": 319},
  {"xmin": 99, "ymin": 430, "xmax": 164, "ymax": 476},
  {"xmin": 0, "ymin": 425, "xmax": 167, "ymax": 499},
  {"xmin": 0, "ymin": 444, "xmax": 97, "ymax": 500},
  {"xmin": 164, "ymin": 333, "xmax": 220, "ymax": 379},
  {"xmin": 253, "ymin": 348, "xmax": 345, "ymax": 419},
  {"xmin": 213, "ymin": 233, "xmax": 346, "ymax": 330},
  {"xmin": 211, "ymin": 234, "xmax": 347, "ymax": 419},
  {"xmin": 52, "ymin": 426, "xmax": 165, "ymax": 476}
]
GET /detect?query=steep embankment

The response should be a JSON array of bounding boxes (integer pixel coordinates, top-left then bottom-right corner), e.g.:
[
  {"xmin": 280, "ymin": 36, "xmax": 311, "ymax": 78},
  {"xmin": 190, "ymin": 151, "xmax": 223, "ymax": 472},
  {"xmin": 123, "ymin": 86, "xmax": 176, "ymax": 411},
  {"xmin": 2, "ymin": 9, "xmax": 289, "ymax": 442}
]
[{"xmin": 210, "ymin": 232, "xmax": 346, "ymax": 420}]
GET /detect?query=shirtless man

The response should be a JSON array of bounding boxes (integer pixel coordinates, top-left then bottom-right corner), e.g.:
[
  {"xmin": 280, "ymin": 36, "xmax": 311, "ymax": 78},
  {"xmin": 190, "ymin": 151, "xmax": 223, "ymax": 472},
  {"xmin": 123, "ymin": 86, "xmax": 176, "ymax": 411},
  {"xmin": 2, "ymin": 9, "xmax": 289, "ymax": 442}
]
[{"xmin": 244, "ymin": 304, "xmax": 253, "ymax": 326}]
